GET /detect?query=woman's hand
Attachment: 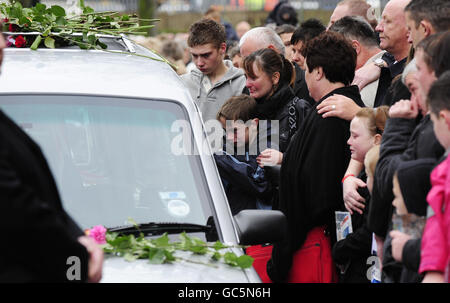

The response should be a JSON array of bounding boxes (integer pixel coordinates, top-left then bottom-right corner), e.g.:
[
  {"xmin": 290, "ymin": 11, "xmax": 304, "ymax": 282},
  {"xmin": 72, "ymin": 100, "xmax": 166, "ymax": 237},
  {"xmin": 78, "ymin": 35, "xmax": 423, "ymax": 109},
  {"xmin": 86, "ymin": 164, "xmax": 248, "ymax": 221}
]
[
  {"xmin": 317, "ymin": 94, "xmax": 362, "ymax": 121},
  {"xmin": 343, "ymin": 176, "xmax": 366, "ymax": 215}
]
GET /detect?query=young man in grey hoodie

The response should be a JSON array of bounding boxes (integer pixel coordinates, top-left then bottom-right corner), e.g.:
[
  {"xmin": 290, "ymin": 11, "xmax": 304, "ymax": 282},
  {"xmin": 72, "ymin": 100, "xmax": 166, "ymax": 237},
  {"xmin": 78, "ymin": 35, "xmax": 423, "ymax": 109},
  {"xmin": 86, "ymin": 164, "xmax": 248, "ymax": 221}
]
[{"xmin": 182, "ymin": 19, "xmax": 246, "ymax": 122}]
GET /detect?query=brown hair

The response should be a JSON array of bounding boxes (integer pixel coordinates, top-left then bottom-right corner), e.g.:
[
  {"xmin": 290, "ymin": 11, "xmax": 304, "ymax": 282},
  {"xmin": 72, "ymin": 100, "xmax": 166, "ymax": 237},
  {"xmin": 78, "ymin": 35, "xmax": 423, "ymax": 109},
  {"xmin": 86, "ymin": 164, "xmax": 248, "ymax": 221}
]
[
  {"xmin": 187, "ymin": 18, "xmax": 226, "ymax": 49},
  {"xmin": 355, "ymin": 106, "xmax": 390, "ymax": 136},
  {"xmin": 216, "ymin": 95, "xmax": 258, "ymax": 121},
  {"xmin": 243, "ymin": 48, "xmax": 295, "ymax": 89},
  {"xmin": 364, "ymin": 145, "xmax": 380, "ymax": 177}
]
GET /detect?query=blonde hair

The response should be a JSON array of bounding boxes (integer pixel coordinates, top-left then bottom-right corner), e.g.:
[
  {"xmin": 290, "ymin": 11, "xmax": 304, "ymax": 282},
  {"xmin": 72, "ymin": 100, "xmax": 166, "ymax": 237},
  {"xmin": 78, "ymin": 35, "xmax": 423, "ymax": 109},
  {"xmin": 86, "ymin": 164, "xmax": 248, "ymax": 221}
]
[
  {"xmin": 364, "ymin": 145, "xmax": 380, "ymax": 177},
  {"xmin": 355, "ymin": 106, "xmax": 390, "ymax": 136}
]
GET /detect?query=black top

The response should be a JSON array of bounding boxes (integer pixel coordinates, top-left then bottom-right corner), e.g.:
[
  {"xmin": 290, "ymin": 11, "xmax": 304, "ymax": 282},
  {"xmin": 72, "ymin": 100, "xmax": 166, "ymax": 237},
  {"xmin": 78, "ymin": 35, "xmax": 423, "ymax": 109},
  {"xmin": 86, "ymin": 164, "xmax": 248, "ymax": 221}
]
[
  {"xmin": 374, "ymin": 57, "xmax": 408, "ymax": 107},
  {"xmin": 0, "ymin": 110, "xmax": 88, "ymax": 282},
  {"xmin": 267, "ymin": 85, "xmax": 365, "ymax": 282},
  {"xmin": 368, "ymin": 115, "xmax": 445, "ymax": 238}
]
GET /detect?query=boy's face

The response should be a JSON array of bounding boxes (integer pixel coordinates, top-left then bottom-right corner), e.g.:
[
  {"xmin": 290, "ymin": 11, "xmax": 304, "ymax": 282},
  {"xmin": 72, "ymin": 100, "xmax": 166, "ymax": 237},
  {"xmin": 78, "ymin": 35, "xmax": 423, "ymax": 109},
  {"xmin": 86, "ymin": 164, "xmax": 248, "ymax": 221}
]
[
  {"xmin": 430, "ymin": 110, "xmax": 450, "ymax": 150},
  {"xmin": 190, "ymin": 43, "xmax": 225, "ymax": 76},
  {"xmin": 219, "ymin": 117, "xmax": 258, "ymax": 148},
  {"xmin": 392, "ymin": 175, "xmax": 408, "ymax": 216},
  {"xmin": 291, "ymin": 41, "xmax": 305, "ymax": 69}
]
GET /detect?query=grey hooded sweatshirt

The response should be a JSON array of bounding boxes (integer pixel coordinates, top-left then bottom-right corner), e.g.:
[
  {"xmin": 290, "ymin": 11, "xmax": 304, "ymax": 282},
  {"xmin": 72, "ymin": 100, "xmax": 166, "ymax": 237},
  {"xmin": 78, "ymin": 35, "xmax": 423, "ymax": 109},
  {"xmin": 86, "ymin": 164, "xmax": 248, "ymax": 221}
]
[{"xmin": 181, "ymin": 60, "xmax": 246, "ymax": 122}]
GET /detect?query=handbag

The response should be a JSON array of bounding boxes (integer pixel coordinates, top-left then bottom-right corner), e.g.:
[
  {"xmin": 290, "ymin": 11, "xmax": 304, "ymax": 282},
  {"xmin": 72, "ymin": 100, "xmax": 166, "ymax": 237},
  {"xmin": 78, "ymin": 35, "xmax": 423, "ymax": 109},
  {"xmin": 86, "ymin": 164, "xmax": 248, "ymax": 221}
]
[{"xmin": 246, "ymin": 226, "xmax": 338, "ymax": 283}]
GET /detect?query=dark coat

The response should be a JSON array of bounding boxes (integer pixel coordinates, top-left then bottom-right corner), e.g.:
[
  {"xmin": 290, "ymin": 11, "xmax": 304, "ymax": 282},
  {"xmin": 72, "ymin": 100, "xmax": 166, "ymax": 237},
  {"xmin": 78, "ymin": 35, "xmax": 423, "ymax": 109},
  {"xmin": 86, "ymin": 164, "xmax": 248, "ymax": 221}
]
[
  {"xmin": 368, "ymin": 115, "xmax": 445, "ymax": 238},
  {"xmin": 255, "ymin": 84, "xmax": 312, "ymax": 153},
  {"xmin": 267, "ymin": 85, "xmax": 365, "ymax": 282},
  {"xmin": 332, "ymin": 172, "xmax": 372, "ymax": 283},
  {"xmin": 0, "ymin": 110, "xmax": 89, "ymax": 282},
  {"xmin": 368, "ymin": 116, "xmax": 444, "ymax": 283},
  {"xmin": 214, "ymin": 149, "xmax": 273, "ymax": 215},
  {"xmin": 374, "ymin": 57, "xmax": 407, "ymax": 107}
]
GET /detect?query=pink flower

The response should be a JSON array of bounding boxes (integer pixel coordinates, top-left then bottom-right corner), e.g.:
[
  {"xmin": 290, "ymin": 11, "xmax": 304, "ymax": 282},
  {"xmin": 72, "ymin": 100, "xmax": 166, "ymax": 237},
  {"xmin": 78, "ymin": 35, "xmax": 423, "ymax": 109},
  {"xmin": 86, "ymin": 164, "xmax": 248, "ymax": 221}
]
[
  {"xmin": 88, "ymin": 225, "xmax": 107, "ymax": 244},
  {"xmin": 6, "ymin": 36, "xmax": 14, "ymax": 47}
]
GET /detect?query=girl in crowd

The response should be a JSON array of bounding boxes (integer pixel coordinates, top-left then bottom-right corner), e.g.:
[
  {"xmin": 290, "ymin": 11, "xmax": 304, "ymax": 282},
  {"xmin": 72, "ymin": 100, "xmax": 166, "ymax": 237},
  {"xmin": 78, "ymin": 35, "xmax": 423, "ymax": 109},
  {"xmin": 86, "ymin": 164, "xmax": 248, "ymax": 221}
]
[{"xmin": 332, "ymin": 106, "xmax": 389, "ymax": 283}]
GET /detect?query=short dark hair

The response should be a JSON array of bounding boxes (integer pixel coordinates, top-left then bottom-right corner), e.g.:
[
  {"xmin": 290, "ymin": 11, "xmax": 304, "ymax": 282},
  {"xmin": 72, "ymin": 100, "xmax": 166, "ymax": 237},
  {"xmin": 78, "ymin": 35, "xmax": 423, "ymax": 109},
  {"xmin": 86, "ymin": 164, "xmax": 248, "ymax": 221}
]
[
  {"xmin": 417, "ymin": 31, "xmax": 450, "ymax": 77},
  {"xmin": 405, "ymin": 0, "xmax": 450, "ymax": 33},
  {"xmin": 304, "ymin": 31, "xmax": 356, "ymax": 86},
  {"xmin": 217, "ymin": 95, "xmax": 258, "ymax": 121},
  {"xmin": 290, "ymin": 18, "xmax": 326, "ymax": 46},
  {"xmin": 328, "ymin": 16, "xmax": 378, "ymax": 48},
  {"xmin": 427, "ymin": 71, "xmax": 450, "ymax": 115},
  {"xmin": 187, "ymin": 18, "xmax": 226, "ymax": 49}
]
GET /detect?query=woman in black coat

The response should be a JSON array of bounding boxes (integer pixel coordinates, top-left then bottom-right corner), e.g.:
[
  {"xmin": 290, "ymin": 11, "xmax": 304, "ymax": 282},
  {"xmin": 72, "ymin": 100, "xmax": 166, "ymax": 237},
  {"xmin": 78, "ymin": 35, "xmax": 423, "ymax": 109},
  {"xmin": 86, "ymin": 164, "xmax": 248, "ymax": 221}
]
[
  {"xmin": 267, "ymin": 32, "xmax": 366, "ymax": 282},
  {"xmin": 243, "ymin": 48, "xmax": 311, "ymax": 158}
]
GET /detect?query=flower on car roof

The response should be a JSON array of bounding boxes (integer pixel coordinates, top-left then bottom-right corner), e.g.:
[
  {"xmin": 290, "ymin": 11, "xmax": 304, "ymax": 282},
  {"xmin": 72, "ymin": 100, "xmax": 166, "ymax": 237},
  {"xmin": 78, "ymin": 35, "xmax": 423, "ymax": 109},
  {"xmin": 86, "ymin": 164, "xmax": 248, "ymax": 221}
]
[{"xmin": 14, "ymin": 35, "xmax": 26, "ymax": 48}]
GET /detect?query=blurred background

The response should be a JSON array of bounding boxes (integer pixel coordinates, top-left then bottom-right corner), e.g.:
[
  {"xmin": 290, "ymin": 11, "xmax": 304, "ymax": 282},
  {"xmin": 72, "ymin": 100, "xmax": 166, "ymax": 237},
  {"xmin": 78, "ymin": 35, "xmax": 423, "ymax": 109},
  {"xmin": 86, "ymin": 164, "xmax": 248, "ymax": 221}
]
[{"xmin": 17, "ymin": 0, "xmax": 389, "ymax": 34}]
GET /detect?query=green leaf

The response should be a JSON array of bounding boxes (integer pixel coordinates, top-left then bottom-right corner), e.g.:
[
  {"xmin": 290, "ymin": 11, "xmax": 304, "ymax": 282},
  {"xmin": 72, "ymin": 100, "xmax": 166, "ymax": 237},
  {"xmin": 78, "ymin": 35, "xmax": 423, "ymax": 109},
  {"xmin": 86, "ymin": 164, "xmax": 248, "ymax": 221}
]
[
  {"xmin": 79, "ymin": 0, "xmax": 86, "ymax": 9},
  {"xmin": 19, "ymin": 16, "xmax": 31, "ymax": 26},
  {"xmin": 223, "ymin": 252, "xmax": 238, "ymax": 267},
  {"xmin": 50, "ymin": 5, "xmax": 66, "ymax": 17},
  {"xmin": 148, "ymin": 248, "xmax": 166, "ymax": 264},
  {"xmin": 153, "ymin": 233, "xmax": 170, "ymax": 247},
  {"xmin": 98, "ymin": 41, "xmax": 107, "ymax": 49},
  {"xmin": 121, "ymin": 15, "xmax": 130, "ymax": 22},
  {"xmin": 34, "ymin": 3, "xmax": 47, "ymax": 13},
  {"xmin": 236, "ymin": 255, "xmax": 254, "ymax": 269},
  {"xmin": 30, "ymin": 35, "xmax": 42, "ymax": 50},
  {"xmin": 44, "ymin": 36, "xmax": 55, "ymax": 49},
  {"xmin": 211, "ymin": 252, "xmax": 222, "ymax": 261},
  {"xmin": 213, "ymin": 241, "xmax": 227, "ymax": 251},
  {"xmin": 55, "ymin": 16, "xmax": 67, "ymax": 26},
  {"xmin": 83, "ymin": 6, "xmax": 94, "ymax": 14},
  {"xmin": 124, "ymin": 253, "xmax": 139, "ymax": 262},
  {"xmin": 164, "ymin": 250, "xmax": 176, "ymax": 262},
  {"xmin": 43, "ymin": 27, "xmax": 51, "ymax": 37}
]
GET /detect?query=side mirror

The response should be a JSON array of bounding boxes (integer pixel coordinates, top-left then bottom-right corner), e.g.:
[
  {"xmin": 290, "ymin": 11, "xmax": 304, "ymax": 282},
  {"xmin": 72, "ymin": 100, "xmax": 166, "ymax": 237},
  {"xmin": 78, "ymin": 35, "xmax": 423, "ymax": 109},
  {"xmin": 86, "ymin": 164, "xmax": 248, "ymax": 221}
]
[{"xmin": 233, "ymin": 210, "xmax": 287, "ymax": 245}]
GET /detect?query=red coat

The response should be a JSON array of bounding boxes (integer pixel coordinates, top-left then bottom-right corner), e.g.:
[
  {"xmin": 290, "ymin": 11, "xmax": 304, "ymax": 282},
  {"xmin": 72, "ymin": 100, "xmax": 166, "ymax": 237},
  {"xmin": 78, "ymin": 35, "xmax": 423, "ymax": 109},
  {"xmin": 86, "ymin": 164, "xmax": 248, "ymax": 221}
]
[{"xmin": 419, "ymin": 155, "xmax": 450, "ymax": 275}]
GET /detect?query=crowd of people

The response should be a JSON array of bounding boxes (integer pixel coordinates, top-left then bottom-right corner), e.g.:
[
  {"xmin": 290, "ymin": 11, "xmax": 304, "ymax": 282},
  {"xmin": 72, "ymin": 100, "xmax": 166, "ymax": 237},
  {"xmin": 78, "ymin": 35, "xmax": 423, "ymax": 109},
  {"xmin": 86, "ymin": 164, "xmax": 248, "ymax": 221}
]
[
  {"xmin": 0, "ymin": 0, "xmax": 449, "ymax": 284},
  {"xmin": 178, "ymin": 0, "xmax": 450, "ymax": 283}
]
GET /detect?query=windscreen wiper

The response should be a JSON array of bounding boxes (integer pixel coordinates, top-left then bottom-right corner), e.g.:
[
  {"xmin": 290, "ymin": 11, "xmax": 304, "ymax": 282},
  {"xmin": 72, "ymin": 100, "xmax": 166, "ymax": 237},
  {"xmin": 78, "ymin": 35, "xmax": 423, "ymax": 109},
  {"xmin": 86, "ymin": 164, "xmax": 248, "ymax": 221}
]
[{"xmin": 108, "ymin": 222, "xmax": 213, "ymax": 236}]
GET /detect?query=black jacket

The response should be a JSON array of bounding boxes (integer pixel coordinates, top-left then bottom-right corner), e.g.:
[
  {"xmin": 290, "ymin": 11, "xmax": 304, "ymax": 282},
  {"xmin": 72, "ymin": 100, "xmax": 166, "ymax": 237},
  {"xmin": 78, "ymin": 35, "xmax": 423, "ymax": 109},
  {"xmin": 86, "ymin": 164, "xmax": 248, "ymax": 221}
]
[
  {"xmin": 214, "ymin": 149, "xmax": 273, "ymax": 215},
  {"xmin": 374, "ymin": 57, "xmax": 407, "ymax": 107},
  {"xmin": 267, "ymin": 85, "xmax": 365, "ymax": 282},
  {"xmin": 332, "ymin": 172, "xmax": 372, "ymax": 283},
  {"xmin": 292, "ymin": 63, "xmax": 315, "ymax": 106},
  {"xmin": 368, "ymin": 115, "xmax": 445, "ymax": 238},
  {"xmin": 0, "ymin": 110, "xmax": 89, "ymax": 282},
  {"xmin": 255, "ymin": 84, "xmax": 312, "ymax": 153}
]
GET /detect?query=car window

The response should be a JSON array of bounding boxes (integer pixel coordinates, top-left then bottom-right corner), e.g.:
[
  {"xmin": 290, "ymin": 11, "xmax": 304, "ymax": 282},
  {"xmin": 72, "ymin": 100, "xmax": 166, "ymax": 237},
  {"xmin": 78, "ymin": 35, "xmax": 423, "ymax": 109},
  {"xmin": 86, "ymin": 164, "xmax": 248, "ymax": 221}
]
[{"xmin": 0, "ymin": 95, "xmax": 214, "ymax": 230}]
